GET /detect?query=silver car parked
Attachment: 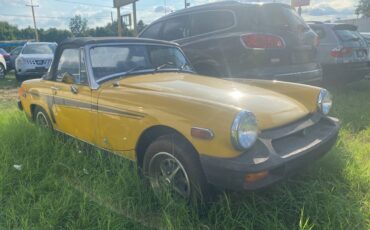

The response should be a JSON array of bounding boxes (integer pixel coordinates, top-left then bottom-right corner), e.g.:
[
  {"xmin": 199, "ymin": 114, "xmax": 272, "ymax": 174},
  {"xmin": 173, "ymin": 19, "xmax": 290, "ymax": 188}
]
[
  {"xmin": 308, "ymin": 22, "xmax": 370, "ymax": 84},
  {"xmin": 15, "ymin": 42, "xmax": 57, "ymax": 82}
]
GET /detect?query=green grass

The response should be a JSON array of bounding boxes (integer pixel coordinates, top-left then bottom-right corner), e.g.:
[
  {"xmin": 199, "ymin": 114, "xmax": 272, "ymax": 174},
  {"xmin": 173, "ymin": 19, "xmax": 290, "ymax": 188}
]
[
  {"xmin": 0, "ymin": 72, "xmax": 18, "ymax": 89},
  {"xmin": 0, "ymin": 78, "xmax": 369, "ymax": 229}
]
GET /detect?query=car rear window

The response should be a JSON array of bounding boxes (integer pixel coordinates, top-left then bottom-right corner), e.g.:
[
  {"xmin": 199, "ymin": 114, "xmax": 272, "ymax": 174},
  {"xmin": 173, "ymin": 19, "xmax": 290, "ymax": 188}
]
[
  {"xmin": 335, "ymin": 29, "xmax": 361, "ymax": 42},
  {"xmin": 258, "ymin": 5, "xmax": 309, "ymax": 31},
  {"xmin": 190, "ymin": 10, "xmax": 235, "ymax": 36}
]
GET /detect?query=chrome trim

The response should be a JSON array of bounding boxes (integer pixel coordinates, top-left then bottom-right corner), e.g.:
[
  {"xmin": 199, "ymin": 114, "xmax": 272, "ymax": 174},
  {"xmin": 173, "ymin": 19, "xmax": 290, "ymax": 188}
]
[
  {"xmin": 191, "ymin": 127, "xmax": 215, "ymax": 140},
  {"xmin": 274, "ymin": 69, "xmax": 321, "ymax": 77},
  {"xmin": 317, "ymin": 89, "xmax": 332, "ymax": 115},
  {"xmin": 231, "ymin": 110, "xmax": 258, "ymax": 151}
]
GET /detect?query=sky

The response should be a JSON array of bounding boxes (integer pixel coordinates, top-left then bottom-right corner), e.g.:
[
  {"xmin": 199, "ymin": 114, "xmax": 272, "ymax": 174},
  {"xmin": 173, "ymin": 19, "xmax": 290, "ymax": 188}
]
[{"xmin": 0, "ymin": 0, "xmax": 358, "ymax": 30}]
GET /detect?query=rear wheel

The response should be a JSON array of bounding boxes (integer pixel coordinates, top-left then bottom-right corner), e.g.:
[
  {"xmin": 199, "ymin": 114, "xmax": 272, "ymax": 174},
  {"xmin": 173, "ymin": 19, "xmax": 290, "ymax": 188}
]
[
  {"xmin": 34, "ymin": 107, "xmax": 52, "ymax": 130},
  {"xmin": 0, "ymin": 64, "xmax": 5, "ymax": 79},
  {"xmin": 143, "ymin": 135, "xmax": 211, "ymax": 203}
]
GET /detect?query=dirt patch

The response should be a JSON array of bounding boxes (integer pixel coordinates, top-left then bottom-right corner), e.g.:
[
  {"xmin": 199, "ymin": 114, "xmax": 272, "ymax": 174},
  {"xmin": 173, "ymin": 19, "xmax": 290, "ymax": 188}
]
[{"xmin": 0, "ymin": 88, "xmax": 18, "ymax": 102}]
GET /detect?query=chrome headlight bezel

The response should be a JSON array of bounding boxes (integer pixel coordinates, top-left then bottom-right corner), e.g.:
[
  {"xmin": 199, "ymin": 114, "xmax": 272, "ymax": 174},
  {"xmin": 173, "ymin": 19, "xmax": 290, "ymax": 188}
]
[
  {"xmin": 231, "ymin": 110, "xmax": 259, "ymax": 151},
  {"xmin": 317, "ymin": 89, "xmax": 332, "ymax": 115}
]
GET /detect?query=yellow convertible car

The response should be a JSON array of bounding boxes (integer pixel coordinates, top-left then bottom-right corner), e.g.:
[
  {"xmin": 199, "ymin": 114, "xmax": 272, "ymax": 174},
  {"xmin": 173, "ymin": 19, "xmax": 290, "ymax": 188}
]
[{"xmin": 18, "ymin": 38, "xmax": 340, "ymax": 200}]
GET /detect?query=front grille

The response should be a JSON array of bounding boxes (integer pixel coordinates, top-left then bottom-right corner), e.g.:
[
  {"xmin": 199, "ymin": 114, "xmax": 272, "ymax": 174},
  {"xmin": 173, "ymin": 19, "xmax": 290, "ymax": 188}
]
[
  {"xmin": 271, "ymin": 119, "xmax": 336, "ymax": 158},
  {"xmin": 25, "ymin": 59, "xmax": 52, "ymax": 66}
]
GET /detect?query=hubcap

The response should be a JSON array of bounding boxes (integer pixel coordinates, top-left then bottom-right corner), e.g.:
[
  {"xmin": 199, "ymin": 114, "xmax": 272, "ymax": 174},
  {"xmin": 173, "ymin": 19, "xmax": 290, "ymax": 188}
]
[
  {"xmin": 36, "ymin": 112, "xmax": 49, "ymax": 128},
  {"xmin": 148, "ymin": 152, "xmax": 191, "ymax": 199}
]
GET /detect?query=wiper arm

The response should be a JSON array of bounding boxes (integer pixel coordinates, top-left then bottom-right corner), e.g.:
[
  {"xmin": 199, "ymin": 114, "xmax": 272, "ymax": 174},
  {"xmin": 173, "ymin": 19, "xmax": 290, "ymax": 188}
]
[{"xmin": 153, "ymin": 62, "xmax": 175, "ymax": 73}]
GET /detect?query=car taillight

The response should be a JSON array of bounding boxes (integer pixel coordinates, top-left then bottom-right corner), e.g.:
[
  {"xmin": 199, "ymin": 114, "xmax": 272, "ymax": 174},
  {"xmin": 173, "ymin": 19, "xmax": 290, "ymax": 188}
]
[
  {"xmin": 330, "ymin": 47, "xmax": 353, "ymax": 57},
  {"xmin": 241, "ymin": 34, "xmax": 285, "ymax": 49}
]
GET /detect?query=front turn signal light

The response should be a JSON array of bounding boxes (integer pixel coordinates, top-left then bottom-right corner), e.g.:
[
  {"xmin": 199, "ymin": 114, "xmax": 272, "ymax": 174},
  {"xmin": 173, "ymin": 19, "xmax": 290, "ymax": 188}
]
[{"xmin": 245, "ymin": 171, "xmax": 269, "ymax": 184}]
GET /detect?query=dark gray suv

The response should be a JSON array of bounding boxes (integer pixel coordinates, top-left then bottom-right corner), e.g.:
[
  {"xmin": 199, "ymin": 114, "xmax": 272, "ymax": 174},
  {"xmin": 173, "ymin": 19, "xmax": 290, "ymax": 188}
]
[{"xmin": 139, "ymin": 1, "xmax": 322, "ymax": 85}]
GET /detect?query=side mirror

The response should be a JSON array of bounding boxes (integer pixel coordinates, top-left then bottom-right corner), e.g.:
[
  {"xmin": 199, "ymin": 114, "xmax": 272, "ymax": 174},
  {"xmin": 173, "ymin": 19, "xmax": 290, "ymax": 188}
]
[{"xmin": 61, "ymin": 72, "xmax": 75, "ymax": 84}]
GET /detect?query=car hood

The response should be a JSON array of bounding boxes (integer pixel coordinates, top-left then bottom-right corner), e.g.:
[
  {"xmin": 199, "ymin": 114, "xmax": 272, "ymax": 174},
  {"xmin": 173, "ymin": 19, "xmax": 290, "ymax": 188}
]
[{"xmin": 114, "ymin": 73, "xmax": 313, "ymax": 130}]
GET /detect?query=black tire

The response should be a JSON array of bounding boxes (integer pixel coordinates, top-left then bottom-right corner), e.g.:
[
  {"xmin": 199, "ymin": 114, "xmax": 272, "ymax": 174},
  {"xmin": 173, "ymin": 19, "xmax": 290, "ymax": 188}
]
[
  {"xmin": 0, "ymin": 64, "xmax": 5, "ymax": 79},
  {"xmin": 15, "ymin": 73, "xmax": 22, "ymax": 82},
  {"xmin": 143, "ymin": 134, "xmax": 212, "ymax": 203},
  {"xmin": 33, "ymin": 107, "xmax": 53, "ymax": 130}
]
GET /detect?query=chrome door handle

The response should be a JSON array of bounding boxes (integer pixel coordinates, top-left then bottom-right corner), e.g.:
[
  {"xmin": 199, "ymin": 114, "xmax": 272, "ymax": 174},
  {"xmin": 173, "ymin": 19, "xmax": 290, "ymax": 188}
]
[{"xmin": 71, "ymin": 85, "xmax": 79, "ymax": 94}]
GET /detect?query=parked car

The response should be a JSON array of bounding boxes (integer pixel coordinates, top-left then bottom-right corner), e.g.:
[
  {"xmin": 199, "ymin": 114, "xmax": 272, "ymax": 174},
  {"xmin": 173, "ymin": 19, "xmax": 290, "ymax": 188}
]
[
  {"xmin": 18, "ymin": 37, "xmax": 340, "ymax": 200},
  {"xmin": 15, "ymin": 42, "xmax": 57, "ymax": 82},
  {"xmin": 0, "ymin": 54, "xmax": 7, "ymax": 79},
  {"xmin": 309, "ymin": 22, "xmax": 370, "ymax": 83},
  {"xmin": 139, "ymin": 1, "xmax": 322, "ymax": 85},
  {"xmin": 0, "ymin": 48, "xmax": 11, "ymax": 69},
  {"xmin": 360, "ymin": 32, "xmax": 370, "ymax": 45},
  {"xmin": 9, "ymin": 46, "xmax": 23, "ymax": 70}
]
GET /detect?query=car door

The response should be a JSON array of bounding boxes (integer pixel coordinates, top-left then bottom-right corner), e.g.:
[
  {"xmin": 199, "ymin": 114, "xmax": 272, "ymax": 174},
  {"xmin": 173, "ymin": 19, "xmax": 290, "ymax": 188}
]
[{"xmin": 50, "ymin": 48, "xmax": 96, "ymax": 143}]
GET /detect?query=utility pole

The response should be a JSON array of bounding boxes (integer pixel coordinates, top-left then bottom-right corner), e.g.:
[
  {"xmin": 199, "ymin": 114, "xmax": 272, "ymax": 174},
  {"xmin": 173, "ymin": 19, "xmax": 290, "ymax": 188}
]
[
  {"xmin": 133, "ymin": 1, "xmax": 137, "ymax": 35},
  {"xmin": 26, "ymin": 0, "xmax": 39, "ymax": 42},
  {"xmin": 117, "ymin": 6, "xmax": 122, "ymax": 37},
  {"xmin": 111, "ymin": 11, "xmax": 114, "ymax": 24}
]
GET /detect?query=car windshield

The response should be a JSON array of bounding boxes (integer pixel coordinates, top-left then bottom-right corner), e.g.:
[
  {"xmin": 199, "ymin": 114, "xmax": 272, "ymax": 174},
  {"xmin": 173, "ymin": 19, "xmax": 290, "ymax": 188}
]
[
  {"xmin": 90, "ymin": 44, "xmax": 193, "ymax": 82},
  {"xmin": 0, "ymin": 48, "xmax": 7, "ymax": 54},
  {"xmin": 22, "ymin": 44, "xmax": 56, "ymax": 55}
]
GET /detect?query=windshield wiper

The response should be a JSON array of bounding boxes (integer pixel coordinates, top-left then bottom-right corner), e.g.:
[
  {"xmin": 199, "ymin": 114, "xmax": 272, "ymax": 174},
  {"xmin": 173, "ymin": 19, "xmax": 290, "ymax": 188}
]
[
  {"xmin": 152, "ymin": 62, "xmax": 194, "ymax": 74},
  {"xmin": 152, "ymin": 62, "xmax": 176, "ymax": 74}
]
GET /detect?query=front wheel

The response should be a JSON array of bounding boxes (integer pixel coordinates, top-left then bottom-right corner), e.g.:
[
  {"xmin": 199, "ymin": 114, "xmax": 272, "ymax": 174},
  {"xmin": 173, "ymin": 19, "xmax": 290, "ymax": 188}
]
[
  {"xmin": 143, "ymin": 135, "xmax": 211, "ymax": 202},
  {"xmin": 34, "ymin": 107, "xmax": 53, "ymax": 130}
]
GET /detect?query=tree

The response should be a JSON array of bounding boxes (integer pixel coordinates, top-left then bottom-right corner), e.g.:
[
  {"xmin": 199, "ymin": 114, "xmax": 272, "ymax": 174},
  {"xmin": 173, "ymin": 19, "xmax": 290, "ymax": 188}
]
[
  {"xmin": 137, "ymin": 20, "xmax": 147, "ymax": 34},
  {"xmin": 356, "ymin": 0, "xmax": 370, "ymax": 17},
  {"xmin": 69, "ymin": 15, "xmax": 88, "ymax": 37}
]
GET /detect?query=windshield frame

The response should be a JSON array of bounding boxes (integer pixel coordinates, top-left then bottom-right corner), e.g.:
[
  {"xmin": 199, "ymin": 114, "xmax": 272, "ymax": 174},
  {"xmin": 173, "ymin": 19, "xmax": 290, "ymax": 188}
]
[{"xmin": 86, "ymin": 43, "xmax": 195, "ymax": 85}]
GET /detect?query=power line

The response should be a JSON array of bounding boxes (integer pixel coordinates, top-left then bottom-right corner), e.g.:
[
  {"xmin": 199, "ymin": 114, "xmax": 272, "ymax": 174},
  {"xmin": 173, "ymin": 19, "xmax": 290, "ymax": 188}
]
[
  {"xmin": 53, "ymin": 0, "xmax": 112, "ymax": 8},
  {"xmin": 0, "ymin": 13, "xmax": 112, "ymax": 20}
]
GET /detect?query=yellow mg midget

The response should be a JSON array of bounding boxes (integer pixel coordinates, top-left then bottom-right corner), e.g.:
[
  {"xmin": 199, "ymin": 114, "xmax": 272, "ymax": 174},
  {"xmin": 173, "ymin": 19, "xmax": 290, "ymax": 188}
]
[{"xmin": 18, "ymin": 38, "xmax": 340, "ymax": 200}]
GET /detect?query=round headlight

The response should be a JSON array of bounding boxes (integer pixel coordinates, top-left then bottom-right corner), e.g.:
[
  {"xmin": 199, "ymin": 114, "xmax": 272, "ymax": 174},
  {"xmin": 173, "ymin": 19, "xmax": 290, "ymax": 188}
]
[
  {"xmin": 318, "ymin": 89, "xmax": 332, "ymax": 115},
  {"xmin": 231, "ymin": 111, "xmax": 259, "ymax": 151}
]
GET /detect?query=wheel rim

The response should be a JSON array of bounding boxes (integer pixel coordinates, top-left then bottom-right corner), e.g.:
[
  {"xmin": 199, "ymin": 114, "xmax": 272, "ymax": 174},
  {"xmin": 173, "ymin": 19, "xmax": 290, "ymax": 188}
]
[
  {"xmin": 0, "ymin": 65, "xmax": 4, "ymax": 78},
  {"xmin": 148, "ymin": 152, "xmax": 191, "ymax": 199},
  {"xmin": 36, "ymin": 112, "xmax": 49, "ymax": 128}
]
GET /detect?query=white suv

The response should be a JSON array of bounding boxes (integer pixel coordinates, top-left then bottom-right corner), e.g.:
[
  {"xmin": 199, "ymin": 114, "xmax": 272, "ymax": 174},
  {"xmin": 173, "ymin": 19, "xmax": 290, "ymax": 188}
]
[{"xmin": 15, "ymin": 42, "xmax": 57, "ymax": 82}]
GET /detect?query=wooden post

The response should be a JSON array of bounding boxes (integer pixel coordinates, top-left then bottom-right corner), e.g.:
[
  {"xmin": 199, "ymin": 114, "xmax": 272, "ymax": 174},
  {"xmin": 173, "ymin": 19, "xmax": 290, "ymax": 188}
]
[
  {"xmin": 117, "ymin": 6, "xmax": 122, "ymax": 37},
  {"xmin": 133, "ymin": 1, "xmax": 137, "ymax": 35}
]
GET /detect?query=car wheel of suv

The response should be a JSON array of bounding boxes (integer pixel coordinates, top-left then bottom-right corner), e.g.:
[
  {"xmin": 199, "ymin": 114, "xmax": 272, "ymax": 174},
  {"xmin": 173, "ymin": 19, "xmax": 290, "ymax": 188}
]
[
  {"xmin": 34, "ymin": 107, "xmax": 52, "ymax": 130},
  {"xmin": 0, "ymin": 64, "xmax": 5, "ymax": 79},
  {"xmin": 15, "ymin": 73, "xmax": 22, "ymax": 82},
  {"xmin": 143, "ymin": 135, "xmax": 211, "ymax": 203}
]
